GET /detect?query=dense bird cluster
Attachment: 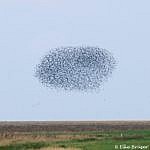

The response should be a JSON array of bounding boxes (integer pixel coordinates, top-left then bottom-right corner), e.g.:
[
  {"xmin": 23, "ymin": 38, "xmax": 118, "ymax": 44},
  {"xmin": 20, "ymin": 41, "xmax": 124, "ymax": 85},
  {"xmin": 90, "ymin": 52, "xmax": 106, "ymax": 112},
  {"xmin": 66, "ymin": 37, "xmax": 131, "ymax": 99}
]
[{"xmin": 35, "ymin": 46, "xmax": 116, "ymax": 91}]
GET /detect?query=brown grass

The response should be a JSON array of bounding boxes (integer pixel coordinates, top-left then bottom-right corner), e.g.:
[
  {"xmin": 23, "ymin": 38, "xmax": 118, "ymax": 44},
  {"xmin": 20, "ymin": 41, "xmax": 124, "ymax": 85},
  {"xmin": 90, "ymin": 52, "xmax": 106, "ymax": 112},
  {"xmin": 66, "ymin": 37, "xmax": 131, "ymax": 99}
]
[
  {"xmin": 0, "ymin": 132, "xmax": 95, "ymax": 146},
  {"xmin": 0, "ymin": 121, "xmax": 149, "ymax": 148}
]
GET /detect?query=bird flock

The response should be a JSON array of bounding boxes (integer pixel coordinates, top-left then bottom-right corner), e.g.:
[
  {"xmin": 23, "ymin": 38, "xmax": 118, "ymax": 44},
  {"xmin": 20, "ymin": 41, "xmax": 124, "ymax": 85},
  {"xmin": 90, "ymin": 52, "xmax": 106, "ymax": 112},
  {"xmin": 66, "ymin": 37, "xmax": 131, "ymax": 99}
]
[{"xmin": 35, "ymin": 46, "xmax": 116, "ymax": 91}]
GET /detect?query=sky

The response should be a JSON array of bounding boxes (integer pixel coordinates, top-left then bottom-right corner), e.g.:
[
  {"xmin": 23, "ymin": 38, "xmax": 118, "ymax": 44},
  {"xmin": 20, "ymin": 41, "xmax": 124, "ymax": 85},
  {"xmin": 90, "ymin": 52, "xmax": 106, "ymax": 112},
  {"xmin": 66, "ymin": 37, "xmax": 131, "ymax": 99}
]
[{"xmin": 0, "ymin": 0, "xmax": 150, "ymax": 120}]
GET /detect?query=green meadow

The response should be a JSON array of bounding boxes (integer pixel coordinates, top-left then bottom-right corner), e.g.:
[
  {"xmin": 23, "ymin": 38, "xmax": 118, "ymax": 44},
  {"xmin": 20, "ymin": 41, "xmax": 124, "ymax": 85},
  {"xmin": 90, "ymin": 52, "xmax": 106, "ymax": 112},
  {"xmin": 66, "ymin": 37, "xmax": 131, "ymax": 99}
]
[{"xmin": 0, "ymin": 130, "xmax": 150, "ymax": 150}]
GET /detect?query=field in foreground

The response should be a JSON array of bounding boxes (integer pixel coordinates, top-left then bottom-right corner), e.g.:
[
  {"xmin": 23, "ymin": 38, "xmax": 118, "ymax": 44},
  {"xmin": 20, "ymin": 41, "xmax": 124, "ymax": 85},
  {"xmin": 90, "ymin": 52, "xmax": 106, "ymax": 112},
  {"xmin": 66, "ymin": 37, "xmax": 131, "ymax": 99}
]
[{"xmin": 0, "ymin": 121, "xmax": 150, "ymax": 150}]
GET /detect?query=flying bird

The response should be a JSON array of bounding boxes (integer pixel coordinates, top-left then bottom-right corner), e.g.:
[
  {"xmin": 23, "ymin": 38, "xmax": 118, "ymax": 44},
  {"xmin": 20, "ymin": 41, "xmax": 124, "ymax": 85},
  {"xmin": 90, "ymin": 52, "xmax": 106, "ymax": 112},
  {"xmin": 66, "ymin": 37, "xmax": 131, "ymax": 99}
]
[{"xmin": 35, "ymin": 46, "xmax": 116, "ymax": 91}]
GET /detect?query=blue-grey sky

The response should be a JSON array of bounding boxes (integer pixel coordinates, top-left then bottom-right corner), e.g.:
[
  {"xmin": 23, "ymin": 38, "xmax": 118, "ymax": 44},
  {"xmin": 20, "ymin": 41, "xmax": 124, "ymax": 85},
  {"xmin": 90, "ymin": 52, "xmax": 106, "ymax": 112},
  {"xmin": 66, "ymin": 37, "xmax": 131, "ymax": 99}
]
[{"xmin": 0, "ymin": 0, "xmax": 150, "ymax": 120}]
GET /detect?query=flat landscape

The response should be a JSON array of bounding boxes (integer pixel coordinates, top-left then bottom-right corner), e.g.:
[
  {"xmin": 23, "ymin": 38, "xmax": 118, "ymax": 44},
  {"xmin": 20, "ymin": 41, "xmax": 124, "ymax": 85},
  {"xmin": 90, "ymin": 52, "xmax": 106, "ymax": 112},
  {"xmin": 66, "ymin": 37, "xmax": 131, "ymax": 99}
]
[{"xmin": 0, "ymin": 121, "xmax": 150, "ymax": 150}]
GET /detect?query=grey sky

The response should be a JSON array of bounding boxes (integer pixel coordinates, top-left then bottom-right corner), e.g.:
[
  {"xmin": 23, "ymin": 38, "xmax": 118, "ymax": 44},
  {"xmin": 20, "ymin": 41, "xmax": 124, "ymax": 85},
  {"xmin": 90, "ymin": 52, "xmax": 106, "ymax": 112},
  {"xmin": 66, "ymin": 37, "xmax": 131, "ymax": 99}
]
[{"xmin": 0, "ymin": 0, "xmax": 150, "ymax": 120}]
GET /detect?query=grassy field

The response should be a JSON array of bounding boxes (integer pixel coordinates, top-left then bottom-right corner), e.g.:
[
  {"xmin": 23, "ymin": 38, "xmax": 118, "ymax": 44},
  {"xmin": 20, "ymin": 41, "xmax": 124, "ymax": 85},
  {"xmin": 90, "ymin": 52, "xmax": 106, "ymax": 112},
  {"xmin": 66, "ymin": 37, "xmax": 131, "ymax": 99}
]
[{"xmin": 0, "ymin": 121, "xmax": 150, "ymax": 150}]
